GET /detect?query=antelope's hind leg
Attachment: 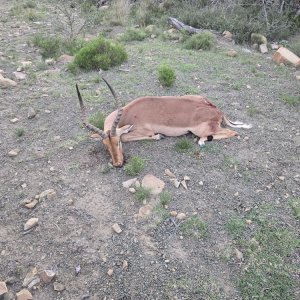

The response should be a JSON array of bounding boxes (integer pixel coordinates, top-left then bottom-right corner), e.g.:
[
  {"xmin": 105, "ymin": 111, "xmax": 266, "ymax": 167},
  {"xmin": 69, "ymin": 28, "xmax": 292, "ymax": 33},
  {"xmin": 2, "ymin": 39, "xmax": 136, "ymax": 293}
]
[{"xmin": 197, "ymin": 128, "xmax": 237, "ymax": 147}]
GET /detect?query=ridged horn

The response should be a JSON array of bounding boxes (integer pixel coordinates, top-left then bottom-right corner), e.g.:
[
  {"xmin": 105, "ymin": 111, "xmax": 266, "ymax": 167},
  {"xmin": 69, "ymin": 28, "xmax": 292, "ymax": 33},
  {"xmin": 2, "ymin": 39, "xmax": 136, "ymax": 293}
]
[
  {"xmin": 76, "ymin": 84, "xmax": 108, "ymax": 139},
  {"xmin": 102, "ymin": 77, "xmax": 121, "ymax": 108},
  {"xmin": 110, "ymin": 108, "xmax": 123, "ymax": 136}
]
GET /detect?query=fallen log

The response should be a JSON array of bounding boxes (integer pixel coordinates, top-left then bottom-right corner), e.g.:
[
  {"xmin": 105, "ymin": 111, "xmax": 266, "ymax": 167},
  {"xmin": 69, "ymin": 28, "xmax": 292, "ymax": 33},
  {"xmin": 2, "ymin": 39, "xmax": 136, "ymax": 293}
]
[{"xmin": 168, "ymin": 17, "xmax": 203, "ymax": 34}]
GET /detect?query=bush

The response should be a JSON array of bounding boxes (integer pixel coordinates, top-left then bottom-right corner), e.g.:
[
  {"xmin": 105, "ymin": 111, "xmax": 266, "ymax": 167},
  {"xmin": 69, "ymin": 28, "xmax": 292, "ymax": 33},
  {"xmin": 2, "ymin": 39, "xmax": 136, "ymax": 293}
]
[
  {"xmin": 158, "ymin": 64, "xmax": 176, "ymax": 87},
  {"xmin": 134, "ymin": 186, "xmax": 151, "ymax": 202},
  {"xmin": 175, "ymin": 137, "xmax": 193, "ymax": 153},
  {"xmin": 70, "ymin": 36, "xmax": 127, "ymax": 71},
  {"xmin": 167, "ymin": 1, "xmax": 299, "ymax": 43},
  {"xmin": 33, "ymin": 35, "xmax": 62, "ymax": 59},
  {"xmin": 121, "ymin": 28, "xmax": 148, "ymax": 42},
  {"xmin": 183, "ymin": 31, "xmax": 215, "ymax": 50},
  {"xmin": 33, "ymin": 35, "xmax": 86, "ymax": 59},
  {"xmin": 124, "ymin": 156, "xmax": 145, "ymax": 176}
]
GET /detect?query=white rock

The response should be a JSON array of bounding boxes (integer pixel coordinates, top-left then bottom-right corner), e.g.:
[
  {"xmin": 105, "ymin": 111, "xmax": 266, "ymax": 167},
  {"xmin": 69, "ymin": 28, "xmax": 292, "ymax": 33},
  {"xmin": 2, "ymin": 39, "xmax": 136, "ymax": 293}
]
[
  {"xmin": 259, "ymin": 44, "xmax": 268, "ymax": 54},
  {"xmin": 180, "ymin": 180, "xmax": 188, "ymax": 189},
  {"xmin": 173, "ymin": 179, "xmax": 180, "ymax": 188},
  {"xmin": 39, "ymin": 189, "xmax": 56, "ymax": 200},
  {"xmin": 53, "ymin": 282, "xmax": 65, "ymax": 292},
  {"xmin": 0, "ymin": 74, "xmax": 17, "ymax": 88},
  {"xmin": 183, "ymin": 175, "xmax": 190, "ymax": 181},
  {"xmin": 122, "ymin": 260, "xmax": 128, "ymax": 270},
  {"xmin": 45, "ymin": 58, "xmax": 55, "ymax": 65},
  {"xmin": 235, "ymin": 248, "xmax": 243, "ymax": 260},
  {"xmin": 16, "ymin": 289, "xmax": 33, "ymax": 300},
  {"xmin": 164, "ymin": 169, "xmax": 176, "ymax": 178},
  {"xmin": 27, "ymin": 107, "xmax": 36, "ymax": 119},
  {"xmin": 170, "ymin": 211, "xmax": 177, "ymax": 217},
  {"xmin": 176, "ymin": 213, "xmax": 186, "ymax": 220},
  {"xmin": 24, "ymin": 218, "xmax": 39, "ymax": 231},
  {"xmin": 21, "ymin": 61, "xmax": 32, "ymax": 68},
  {"xmin": 8, "ymin": 148, "xmax": 20, "ymax": 157},
  {"xmin": 122, "ymin": 178, "xmax": 137, "ymax": 189},
  {"xmin": 107, "ymin": 268, "xmax": 113, "ymax": 276},
  {"xmin": 10, "ymin": 117, "xmax": 19, "ymax": 123},
  {"xmin": 24, "ymin": 199, "xmax": 38, "ymax": 209},
  {"xmin": 129, "ymin": 187, "xmax": 136, "ymax": 193},
  {"xmin": 199, "ymin": 181, "xmax": 204, "ymax": 186},
  {"xmin": 142, "ymin": 174, "xmax": 165, "ymax": 195},
  {"xmin": 278, "ymin": 176, "xmax": 285, "ymax": 181},
  {"xmin": 112, "ymin": 223, "xmax": 122, "ymax": 234},
  {"xmin": 0, "ymin": 281, "xmax": 8, "ymax": 296},
  {"xmin": 13, "ymin": 71, "xmax": 26, "ymax": 80}
]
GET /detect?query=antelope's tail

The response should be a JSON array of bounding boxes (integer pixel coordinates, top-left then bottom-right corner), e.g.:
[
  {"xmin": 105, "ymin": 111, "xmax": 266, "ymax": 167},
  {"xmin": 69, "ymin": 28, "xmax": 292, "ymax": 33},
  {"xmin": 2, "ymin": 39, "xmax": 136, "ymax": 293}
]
[{"xmin": 223, "ymin": 115, "xmax": 252, "ymax": 129}]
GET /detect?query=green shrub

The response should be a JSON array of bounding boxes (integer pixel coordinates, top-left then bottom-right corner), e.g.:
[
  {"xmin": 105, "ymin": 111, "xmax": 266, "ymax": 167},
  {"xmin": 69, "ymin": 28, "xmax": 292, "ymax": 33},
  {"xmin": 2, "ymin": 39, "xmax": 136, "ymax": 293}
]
[
  {"xmin": 33, "ymin": 35, "xmax": 62, "ymax": 59},
  {"xmin": 124, "ymin": 156, "xmax": 145, "ymax": 176},
  {"xmin": 70, "ymin": 36, "xmax": 127, "ymax": 71},
  {"xmin": 121, "ymin": 28, "xmax": 148, "ymax": 42},
  {"xmin": 158, "ymin": 64, "xmax": 176, "ymax": 87},
  {"xmin": 89, "ymin": 111, "xmax": 105, "ymax": 130},
  {"xmin": 281, "ymin": 94, "xmax": 300, "ymax": 106},
  {"xmin": 15, "ymin": 128, "xmax": 25, "ymax": 137},
  {"xmin": 184, "ymin": 32, "xmax": 215, "ymax": 50}
]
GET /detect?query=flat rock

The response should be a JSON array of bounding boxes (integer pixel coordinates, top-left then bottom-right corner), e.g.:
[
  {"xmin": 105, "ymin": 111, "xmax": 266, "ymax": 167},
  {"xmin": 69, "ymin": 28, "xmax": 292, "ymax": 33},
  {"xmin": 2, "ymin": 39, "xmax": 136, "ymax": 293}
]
[
  {"xmin": 0, "ymin": 74, "xmax": 17, "ymax": 88},
  {"xmin": 107, "ymin": 268, "xmax": 113, "ymax": 276},
  {"xmin": 138, "ymin": 204, "xmax": 152, "ymax": 219},
  {"xmin": 112, "ymin": 223, "xmax": 122, "ymax": 234},
  {"xmin": 271, "ymin": 43, "xmax": 279, "ymax": 50},
  {"xmin": 27, "ymin": 107, "xmax": 36, "ymax": 119},
  {"xmin": 0, "ymin": 281, "xmax": 8, "ymax": 295},
  {"xmin": 176, "ymin": 213, "xmax": 186, "ymax": 220},
  {"xmin": 8, "ymin": 148, "xmax": 20, "ymax": 157},
  {"xmin": 24, "ymin": 199, "xmax": 38, "ymax": 209},
  {"xmin": 16, "ymin": 289, "xmax": 32, "ymax": 300},
  {"xmin": 122, "ymin": 178, "xmax": 137, "ymax": 189},
  {"xmin": 272, "ymin": 47, "xmax": 300, "ymax": 67},
  {"xmin": 39, "ymin": 189, "xmax": 56, "ymax": 200},
  {"xmin": 142, "ymin": 174, "xmax": 165, "ymax": 195},
  {"xmin": 13, "ymin": 71, "xmax": 27, "ymax": 80},
  {"xmin": 53, "ymin": 282, "xmax": 65, "ymax": 292},
  {"xmin": 226, "ymin": 50, "xmax": 238, "ymax": 57},
  {"xmin": 24, "ymin": 218, "xmax": 39, "ymax": 231}
]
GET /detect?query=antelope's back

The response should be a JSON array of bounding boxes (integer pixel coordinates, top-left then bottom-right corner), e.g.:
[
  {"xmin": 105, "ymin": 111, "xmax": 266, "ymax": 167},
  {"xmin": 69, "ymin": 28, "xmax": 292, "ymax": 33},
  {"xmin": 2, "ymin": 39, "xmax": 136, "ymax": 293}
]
[{"xmin": 119, "ymin": 95, "xmax": 223, "ymax": 127}]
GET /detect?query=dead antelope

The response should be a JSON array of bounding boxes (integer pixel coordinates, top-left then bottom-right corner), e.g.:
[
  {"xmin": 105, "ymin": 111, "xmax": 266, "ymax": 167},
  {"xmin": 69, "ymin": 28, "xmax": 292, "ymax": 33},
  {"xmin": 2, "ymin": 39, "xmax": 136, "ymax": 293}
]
[{"xmin": 76, "ymin": 79, "xmax": 252, "ymax": 167}]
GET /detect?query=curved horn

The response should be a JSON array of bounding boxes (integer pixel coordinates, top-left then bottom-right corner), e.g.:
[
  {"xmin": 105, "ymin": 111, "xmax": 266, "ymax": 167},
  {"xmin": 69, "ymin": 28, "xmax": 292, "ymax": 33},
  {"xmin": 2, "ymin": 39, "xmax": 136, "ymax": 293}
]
[
  {"xmin": 110, "ymin": 108, "xmax": 123, "ymax": 136},
  {"xmin": 76, "ymin": 84, "xmax": 108, "ymax": 139},
  {"xmin": 102, "ymin": 77, "xmax": 121, "ymax": 108}
]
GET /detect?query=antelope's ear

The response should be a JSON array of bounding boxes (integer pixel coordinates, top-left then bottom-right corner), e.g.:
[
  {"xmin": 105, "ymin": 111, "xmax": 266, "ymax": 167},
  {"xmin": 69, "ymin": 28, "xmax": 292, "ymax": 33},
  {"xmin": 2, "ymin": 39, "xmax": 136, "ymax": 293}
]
[{"xmin": 117, "ymin": 125, "xmax": 134, "ymax": 136}]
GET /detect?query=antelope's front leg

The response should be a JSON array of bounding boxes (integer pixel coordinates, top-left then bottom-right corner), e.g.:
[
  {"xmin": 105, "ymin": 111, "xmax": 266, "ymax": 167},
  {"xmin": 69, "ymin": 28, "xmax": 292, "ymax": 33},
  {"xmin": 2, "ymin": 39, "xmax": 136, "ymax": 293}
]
[{"xmin": 120, "ymin": 126, "xmax": 162, "ymax": 142}]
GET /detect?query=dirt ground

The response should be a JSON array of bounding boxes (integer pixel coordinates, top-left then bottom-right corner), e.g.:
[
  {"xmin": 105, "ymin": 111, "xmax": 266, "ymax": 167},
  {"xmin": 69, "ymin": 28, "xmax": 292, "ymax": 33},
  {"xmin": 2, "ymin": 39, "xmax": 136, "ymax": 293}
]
[{"xmin": 0, "ymin": 1, "xmax": 299, "ymax": 299}]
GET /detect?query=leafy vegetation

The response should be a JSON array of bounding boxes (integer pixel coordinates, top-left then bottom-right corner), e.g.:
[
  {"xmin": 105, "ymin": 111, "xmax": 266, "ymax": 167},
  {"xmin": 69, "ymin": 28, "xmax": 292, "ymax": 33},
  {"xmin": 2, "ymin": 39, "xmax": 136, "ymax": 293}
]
[
  {"xmin": 15, "ymin": 128, "xmax": 25, "ymax": 137},
  {"xmin": 225, "ymin": 216, "xmax": 246, "ymax": 239},
  {"xmin": 289, "ymin": 198, "xmax": 300, "ymax": 220},
  {"xmin": 124, "ymin": 156, "xmax": 145, "ymax": 176},
  {"xmin": 69, "ymin": 36, "xmax": 127, "ymax": 71},
  {"xmin": 183, "ymin": 32, "xmax": 215, "ymax": 50},
  {"xmin": 158, "ymin": 63, "xmax": 176, "ymax": 87}
]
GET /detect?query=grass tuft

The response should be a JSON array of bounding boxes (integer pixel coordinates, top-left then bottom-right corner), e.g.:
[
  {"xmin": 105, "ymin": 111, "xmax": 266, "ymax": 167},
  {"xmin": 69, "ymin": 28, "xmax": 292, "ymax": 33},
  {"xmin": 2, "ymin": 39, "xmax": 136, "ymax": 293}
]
[
  {"xmin": 159, "ymin": 191, "xmax": 172, "ymax": 206},
  {"xmin": 289, "ymin": 198, "xmax": 300, "ymax": 220},
  {"xmin": 121, "ymin": 28, "xmax": 148, "ymax": 42},
  {"xmin": 281, "ymin": 94, "xmax": 300, "ymax": 106},
  {"xmin": 175, "ymin": 137, "xmax": 193, "ymax": 153},
  {"xmin": 180, "ymin": 216, "xmax": 208, "ymax": 238},
  {"xmin": 134, "ymin": 186, "xmax": 151, "ymax": 202},
  {"xmin": 88, "ymin": 111, "xmax": 105, "ymax": 130},
  {"xmin": 225, "ymin": 216, "xmax": 246, "ymax": 238},
  {"xmin": 124, "ymin": 156, "xmax": 145, "ymax": 176},
  {"xmin": 15, "ymin": 128, "xmax": 25, "ymax": 137}
]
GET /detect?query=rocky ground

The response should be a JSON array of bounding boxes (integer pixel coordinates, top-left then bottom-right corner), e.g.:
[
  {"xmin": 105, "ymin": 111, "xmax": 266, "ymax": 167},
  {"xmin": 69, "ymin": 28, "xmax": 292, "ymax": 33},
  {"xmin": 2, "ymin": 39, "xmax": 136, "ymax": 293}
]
[{"xmin": 0, "ymin": 1, "xmax": 300, "ymax": 300}]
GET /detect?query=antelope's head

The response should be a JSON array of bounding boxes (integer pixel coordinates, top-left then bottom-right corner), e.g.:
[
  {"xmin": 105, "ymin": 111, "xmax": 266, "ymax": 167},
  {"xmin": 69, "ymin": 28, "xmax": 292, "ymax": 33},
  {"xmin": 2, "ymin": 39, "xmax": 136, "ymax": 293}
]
[{"xmin": 76, "ymin": 83, "xmax": 130, "ymax": 167}]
